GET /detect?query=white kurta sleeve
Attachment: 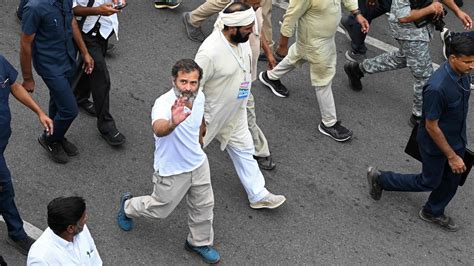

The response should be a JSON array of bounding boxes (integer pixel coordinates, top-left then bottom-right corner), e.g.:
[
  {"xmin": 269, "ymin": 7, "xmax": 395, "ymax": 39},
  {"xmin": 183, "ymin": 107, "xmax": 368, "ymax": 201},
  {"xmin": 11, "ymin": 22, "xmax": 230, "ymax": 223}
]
[{"xmin": 194, "ymin": 53, "xmax": 214, "ymax": 90}]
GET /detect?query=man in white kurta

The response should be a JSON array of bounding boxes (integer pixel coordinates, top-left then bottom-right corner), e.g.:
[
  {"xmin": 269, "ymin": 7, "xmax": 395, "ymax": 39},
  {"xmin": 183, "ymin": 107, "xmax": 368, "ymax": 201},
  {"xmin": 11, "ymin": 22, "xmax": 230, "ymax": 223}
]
[
  {"xmin": 195, "ymin": 2, "xmax": 286, "ymax": 209},
  {"xmin": 258, "ymin": 0, "xmax": 369, "ymax": 142}
]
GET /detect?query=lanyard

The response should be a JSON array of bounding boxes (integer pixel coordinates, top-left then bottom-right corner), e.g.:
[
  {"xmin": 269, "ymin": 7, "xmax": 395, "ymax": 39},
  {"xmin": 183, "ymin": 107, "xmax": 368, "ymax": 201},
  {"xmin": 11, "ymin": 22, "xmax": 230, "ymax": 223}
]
[{"xmin": 219, "ymin": 31, "xmax": 248, "ymax": 76}]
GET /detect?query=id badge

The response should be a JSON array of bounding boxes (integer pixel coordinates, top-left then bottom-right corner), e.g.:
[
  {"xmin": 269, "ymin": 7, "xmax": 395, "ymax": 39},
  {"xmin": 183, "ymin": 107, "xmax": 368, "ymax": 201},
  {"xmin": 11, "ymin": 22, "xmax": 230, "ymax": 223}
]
[{"xmin": 237, "ymin": 81, "xmax": 250, "ymax": 99}]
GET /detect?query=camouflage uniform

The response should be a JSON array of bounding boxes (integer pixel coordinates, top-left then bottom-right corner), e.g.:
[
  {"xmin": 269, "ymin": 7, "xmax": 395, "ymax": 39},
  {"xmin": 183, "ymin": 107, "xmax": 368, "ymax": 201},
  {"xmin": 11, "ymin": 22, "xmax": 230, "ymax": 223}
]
[{"xmin": 361, "ymin": 0, "xmax": 434, "ymax": 117}]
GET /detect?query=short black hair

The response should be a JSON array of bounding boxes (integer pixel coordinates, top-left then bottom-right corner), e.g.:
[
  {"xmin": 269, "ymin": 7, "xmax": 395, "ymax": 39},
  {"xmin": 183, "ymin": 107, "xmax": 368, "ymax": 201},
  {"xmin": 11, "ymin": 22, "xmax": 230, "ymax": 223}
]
[
  {"xmin": 222, "ymin": 2, "xmax": 252, "ymax": 31},
  {"xmin": 47, "ymin": 196, "xmax": 86, "ymax": 235},
  {"xmin": 448, "ymin": 34, "xmax": 474, "ymax": 57},
  {"xmin": 171, "ymin": 59, "xmax": 203, "ymax": 81}
]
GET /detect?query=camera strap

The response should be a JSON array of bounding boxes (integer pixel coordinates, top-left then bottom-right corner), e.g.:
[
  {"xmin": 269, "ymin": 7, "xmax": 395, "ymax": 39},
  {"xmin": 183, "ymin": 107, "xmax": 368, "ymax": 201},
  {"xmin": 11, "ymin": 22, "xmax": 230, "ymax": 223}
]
[{"xmin": 77, "ymin": 0, "xmax": 95, "ymax": 31}]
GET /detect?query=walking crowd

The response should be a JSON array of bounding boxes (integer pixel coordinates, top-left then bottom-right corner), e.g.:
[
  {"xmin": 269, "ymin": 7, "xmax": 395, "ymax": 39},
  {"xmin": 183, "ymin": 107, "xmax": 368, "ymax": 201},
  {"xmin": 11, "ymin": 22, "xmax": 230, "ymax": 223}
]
[{"xmin": 0, "ymin": 0, "xmax": 473, "ymax": 264}]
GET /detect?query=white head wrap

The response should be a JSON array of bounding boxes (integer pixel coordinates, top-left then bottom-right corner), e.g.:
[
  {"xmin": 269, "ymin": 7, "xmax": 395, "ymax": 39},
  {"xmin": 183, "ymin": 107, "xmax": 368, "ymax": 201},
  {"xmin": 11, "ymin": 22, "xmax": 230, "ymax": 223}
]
[{"xmin": 214, "ymin": 5, "xmax": 256, "ymax": 31}]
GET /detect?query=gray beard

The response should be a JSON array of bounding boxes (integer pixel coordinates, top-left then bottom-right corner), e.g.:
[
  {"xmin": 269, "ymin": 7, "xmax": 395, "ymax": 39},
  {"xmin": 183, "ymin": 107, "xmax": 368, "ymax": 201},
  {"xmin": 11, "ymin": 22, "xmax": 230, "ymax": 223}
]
[{"xmin": 172, "ymin": 86, "xmax": 197, "ymax": 104}]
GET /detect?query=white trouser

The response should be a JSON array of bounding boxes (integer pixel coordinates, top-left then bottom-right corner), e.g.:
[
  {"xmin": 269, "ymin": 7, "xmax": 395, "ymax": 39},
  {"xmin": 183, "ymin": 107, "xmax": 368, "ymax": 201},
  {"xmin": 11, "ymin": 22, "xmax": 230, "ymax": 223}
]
[
  {"xmin": 225, "ymin": 142, "xmax": 269, "ymax": 203},
  {"xmin": 267, "ymin": 57, "xmax": 338, "ymax": 127}
]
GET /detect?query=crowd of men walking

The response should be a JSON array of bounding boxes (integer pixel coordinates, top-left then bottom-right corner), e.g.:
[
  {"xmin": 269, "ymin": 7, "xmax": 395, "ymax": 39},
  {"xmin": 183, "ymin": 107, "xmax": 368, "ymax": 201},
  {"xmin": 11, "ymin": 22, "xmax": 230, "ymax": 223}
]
[{"xmin": 0, "ymin": 0, "xmax": 473, "ymax": 264}]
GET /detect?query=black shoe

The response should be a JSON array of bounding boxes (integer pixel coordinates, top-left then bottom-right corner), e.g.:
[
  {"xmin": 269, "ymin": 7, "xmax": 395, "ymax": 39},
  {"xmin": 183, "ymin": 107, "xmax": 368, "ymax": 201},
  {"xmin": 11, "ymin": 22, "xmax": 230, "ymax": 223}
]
[
  {"xmin": 6, "ymin": 236, "xmax": 35, "ymax": 255},
  {"xmin": 78, "ymin": 99, "xmax": 96, "ymax": 116},
  {"xmin": 182, "ymin": 12, "xmax": 206, "ymax": 42},
  {"xmin": 366, "ymin": 166, "xmax": 383, "ymax": 200},
  {"xmin": 345, "ymin": 50, "xmax": 366, "ymax": 63},
  {"xmin": 61, "ymin": 138, "xmax": 79, "ymax": 156},
  {"xmin": 339, "ymin": 14, "xmax": 353, "ymax": 41},
  {"xmin": 101, "ymin": 131, "xmax": 126, "ymax": 146},
  {"xmin": 318, "ymin": 121, "xmax": 352, "ymax": 142},
  {"xmin": 409, "ymin": 114, "xmax": 421, "ymax": 128},
  {"xmin": 0, "ymin": 255, "xmax": 6, "ymax": 266},
  {"xmin": 254, "ymin": 155, "xmax": 276, "ymax": 171},
  {"xmin": 344, "ymin": 61, "xmax": 364, "ymax": 91},
  {"xmin": 258, "ymin": 71, "xmax": 289, "ymax": 98},
  {"xmin": 419, "ymin": 209, "xmax": 459, "ymax": 232},
  {"xmin": 38, "ymin": 135, "xmax": 69, "ymax": 164},
  {"xmin": 154, "ymin": 0, "xmax": 181, "ymax": 9}
]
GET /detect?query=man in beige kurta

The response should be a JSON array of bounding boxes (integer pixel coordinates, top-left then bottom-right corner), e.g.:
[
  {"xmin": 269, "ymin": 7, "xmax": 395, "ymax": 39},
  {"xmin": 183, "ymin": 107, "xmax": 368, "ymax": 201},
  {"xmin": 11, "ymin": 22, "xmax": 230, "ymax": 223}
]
[
  {"xmin": 258, "ymin": 0, "xmax": 369, "ymax": 142},
  {"xmin": 195, "ymin": 2, "xmax": 286, "ymax": 209}
]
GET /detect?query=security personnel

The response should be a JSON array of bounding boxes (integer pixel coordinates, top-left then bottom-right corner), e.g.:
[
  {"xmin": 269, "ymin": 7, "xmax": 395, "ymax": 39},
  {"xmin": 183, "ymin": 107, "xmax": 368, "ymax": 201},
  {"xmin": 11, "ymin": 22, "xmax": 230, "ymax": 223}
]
[
  {"xmin": 344, "ymin": 0, "xmax": 471, "ymax": 126},
  {"xmin": 366, "ymin": 35, "xmax": 474, "ymax": 232},
  {"xmin": 20, "ymin": 0, "xmax": 94, "ymax": 164},
  {"xmin": 73, "ymin": 0, "xmax": 126, "ymax": 146},
  {"xmin": 0, "ymin": 54, "xmax": 53, "ymax": 255}
]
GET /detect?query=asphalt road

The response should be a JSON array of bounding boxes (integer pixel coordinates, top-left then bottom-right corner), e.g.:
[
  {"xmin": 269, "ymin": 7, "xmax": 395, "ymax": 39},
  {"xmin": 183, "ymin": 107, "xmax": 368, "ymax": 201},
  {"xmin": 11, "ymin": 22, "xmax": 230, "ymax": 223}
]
[{"xmin": 1, "ymin": 0, "xmax": 473, "ymax": 264}]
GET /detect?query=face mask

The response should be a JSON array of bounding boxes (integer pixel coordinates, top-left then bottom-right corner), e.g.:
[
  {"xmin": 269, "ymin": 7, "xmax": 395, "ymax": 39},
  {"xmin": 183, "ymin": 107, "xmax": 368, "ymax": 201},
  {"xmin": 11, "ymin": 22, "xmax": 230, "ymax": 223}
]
[{"xmin": 172, "ymin": 83, "xmax": 198, "ymax": 104}]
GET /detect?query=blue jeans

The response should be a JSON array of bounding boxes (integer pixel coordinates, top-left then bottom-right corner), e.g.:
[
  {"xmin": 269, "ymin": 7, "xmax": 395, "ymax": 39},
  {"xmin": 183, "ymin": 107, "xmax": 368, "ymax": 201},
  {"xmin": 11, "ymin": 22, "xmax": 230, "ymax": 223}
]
[
  {"xmin": 346, "ymin": 0, "xmax": 392, "ymax": 54},
  {"xmin": 42, "ymin": 73, "xmax": 78, "ymax": 142},
  {"xmin": 0, "ymin": 143, "xmax": 27, "ymax": 241},
  {"xmin": 378, "ymin": 148, "xmax": 464, "ymax": 217}
]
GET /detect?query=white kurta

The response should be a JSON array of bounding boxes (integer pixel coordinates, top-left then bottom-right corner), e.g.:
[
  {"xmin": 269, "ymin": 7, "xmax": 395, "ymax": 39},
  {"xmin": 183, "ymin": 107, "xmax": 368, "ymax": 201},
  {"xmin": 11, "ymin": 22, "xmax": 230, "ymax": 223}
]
[
  {"xmin": 195, "ymin": 30, "xmax": 253, "ymax": 151},
  {"xmin": 280, "ymin": 0, "xmax": 358, "ymax": 86}
]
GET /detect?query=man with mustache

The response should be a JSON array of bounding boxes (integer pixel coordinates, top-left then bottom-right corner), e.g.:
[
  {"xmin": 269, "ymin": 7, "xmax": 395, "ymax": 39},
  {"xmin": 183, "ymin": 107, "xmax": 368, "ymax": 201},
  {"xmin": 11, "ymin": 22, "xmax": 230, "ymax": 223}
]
[
  {"xmin": 27, "ymin": 197, "xmax": 102, "ymax": 264},
  {"xmin": 117, "ymin": 59, "xmax": 220, "ymax": 264},
  {"xmin": 367, "ymin": 35, "xmax": 474, "ymax": 232},
  {"xmin": 195, "ymin": 2, "xmax": 286, "ymax": 209}
]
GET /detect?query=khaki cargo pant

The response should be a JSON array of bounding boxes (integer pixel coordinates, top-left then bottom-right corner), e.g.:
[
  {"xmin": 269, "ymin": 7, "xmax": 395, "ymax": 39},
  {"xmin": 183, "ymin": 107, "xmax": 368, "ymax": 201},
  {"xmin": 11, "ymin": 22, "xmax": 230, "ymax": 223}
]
[{"xmin": 124, "ymin": 157, "xmax": 214, "ymax": 246}]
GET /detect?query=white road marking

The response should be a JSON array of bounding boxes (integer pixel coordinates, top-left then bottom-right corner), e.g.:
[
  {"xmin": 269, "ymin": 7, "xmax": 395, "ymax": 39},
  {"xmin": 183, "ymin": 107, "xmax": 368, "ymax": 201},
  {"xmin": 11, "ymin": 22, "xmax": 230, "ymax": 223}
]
[
  {"xmin": 0, "ymin": 215, "xmax": 44, "ymax": 240},
  {"xmin": 272, "ymin": 0, "xmax": 440, "ymax": 69}
]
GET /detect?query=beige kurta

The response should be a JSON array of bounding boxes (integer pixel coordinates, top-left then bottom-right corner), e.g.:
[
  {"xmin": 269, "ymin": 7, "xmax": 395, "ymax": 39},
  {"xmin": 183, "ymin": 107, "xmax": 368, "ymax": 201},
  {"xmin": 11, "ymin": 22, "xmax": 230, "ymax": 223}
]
[
  {"xmin": 249, "ymin": 8, "xmax": 263, "ymax": 81},
  {"xmin": 195, "ymin": 30, "xmax": 254, "ymax": 151},
  {"xmin": 280, "ymin": 0, "xmax": 358, "ymax": 86}
]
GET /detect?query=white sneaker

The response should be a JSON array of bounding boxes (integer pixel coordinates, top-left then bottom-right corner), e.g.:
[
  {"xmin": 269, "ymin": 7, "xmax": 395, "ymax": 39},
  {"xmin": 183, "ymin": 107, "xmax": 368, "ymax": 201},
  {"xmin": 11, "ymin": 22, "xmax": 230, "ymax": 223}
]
[
  {"xmin": 440, "ymin": 28, "xmax": 450, "ymax": 60},
  {"xmin": 250, "ymin": 193, "xmax": 286, "ymax": 209}
]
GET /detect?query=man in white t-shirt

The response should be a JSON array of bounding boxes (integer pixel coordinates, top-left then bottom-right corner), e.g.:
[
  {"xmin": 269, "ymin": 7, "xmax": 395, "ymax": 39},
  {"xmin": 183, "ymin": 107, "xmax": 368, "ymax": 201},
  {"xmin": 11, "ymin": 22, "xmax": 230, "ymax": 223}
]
[
  {"xmin": 116, "ymin": 59, "xmax": 220, "ymax": 264},
  {"xmin": 27, "ymin": 197, "xmax": 102, "ymax": 265},
  {"xmin": 195, "ymin": 2, "xmax": 286, "ymax": 209}
]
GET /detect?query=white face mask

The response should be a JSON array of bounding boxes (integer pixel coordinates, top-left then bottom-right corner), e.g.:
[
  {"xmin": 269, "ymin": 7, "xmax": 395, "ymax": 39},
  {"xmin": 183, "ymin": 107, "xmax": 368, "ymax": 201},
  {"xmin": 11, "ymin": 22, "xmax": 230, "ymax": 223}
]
[{"xmin": 172, "ymin": 82, "xmax": 198, "ymax": 104}]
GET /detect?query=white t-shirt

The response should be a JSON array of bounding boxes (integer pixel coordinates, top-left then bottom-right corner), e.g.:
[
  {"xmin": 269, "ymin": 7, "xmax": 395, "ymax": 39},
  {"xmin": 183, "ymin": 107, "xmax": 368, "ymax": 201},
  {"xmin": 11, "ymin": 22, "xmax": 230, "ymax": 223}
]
[
  {"xmin": 27, "ymin": 225, "xmax": 102, "ymax": 266},
  {"xmin": 151, "ymin": 89, "xmax": 206, "ymax": 176}
]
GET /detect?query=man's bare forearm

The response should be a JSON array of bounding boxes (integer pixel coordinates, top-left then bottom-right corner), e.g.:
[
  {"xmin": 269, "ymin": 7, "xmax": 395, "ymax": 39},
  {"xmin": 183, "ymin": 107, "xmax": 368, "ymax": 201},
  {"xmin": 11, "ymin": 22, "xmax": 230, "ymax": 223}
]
[
  {"xmin": 72, "ymin": 19, "xmax": 89, "ymax": 56},
  {"xmin": 426, "ymin": 120, "xmax": 457, "ymax": 159},
  {"xmin": 20, "ymin": 34, "xmax": 34, "ymax": 81}
]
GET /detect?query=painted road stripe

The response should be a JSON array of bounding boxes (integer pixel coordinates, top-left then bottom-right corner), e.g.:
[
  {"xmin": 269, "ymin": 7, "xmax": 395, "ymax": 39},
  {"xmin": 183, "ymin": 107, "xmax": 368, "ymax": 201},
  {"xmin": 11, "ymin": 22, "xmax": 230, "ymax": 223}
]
[
  {"xmin": 0, "ymin": 215, "xmax": 43, "ymax": 240},
  {"xmin": 272, "ymin": 0, "xmax": 440, "ymax": 69}
]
